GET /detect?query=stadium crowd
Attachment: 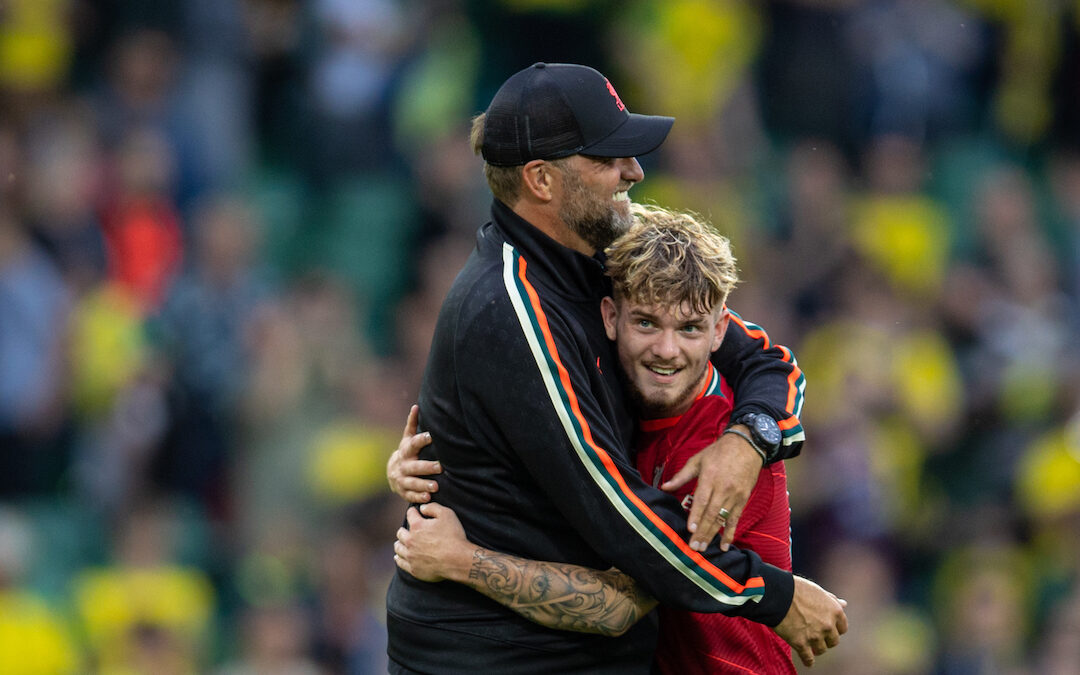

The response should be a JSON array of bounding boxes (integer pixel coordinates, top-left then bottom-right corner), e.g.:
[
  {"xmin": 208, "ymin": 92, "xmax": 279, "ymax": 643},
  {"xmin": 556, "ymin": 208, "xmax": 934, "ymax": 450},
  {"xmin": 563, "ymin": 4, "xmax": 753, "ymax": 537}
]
[{"xmin": 0, "ymin": 0, "xmax": 1078, "ymax": 673}]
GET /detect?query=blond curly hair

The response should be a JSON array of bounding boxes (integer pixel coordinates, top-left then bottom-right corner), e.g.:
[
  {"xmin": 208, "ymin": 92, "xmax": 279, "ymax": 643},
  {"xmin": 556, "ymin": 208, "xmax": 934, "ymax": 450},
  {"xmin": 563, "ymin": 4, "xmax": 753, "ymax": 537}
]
[{"xmin": 604, "ymin": 203, "xmax": 739, "ymax": 315}]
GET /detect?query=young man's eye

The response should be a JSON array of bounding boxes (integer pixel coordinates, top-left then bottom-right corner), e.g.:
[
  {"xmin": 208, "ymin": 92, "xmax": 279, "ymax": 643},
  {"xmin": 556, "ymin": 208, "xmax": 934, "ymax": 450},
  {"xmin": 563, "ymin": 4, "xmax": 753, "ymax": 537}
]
[{"xmin": 637, "ymin": 319, "xmax": 653, "ymax": 329}]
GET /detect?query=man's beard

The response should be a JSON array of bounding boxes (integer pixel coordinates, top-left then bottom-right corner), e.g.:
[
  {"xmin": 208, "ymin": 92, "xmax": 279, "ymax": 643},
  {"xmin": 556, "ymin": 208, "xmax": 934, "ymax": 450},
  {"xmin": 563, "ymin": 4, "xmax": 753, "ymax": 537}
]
[
  {"xmin": 559, "ymin": 167, "xmax": 632, "ymax": 251},
  {"xmin": 618, "ymin": 361, "xmax": 702, "ymax": 420}
]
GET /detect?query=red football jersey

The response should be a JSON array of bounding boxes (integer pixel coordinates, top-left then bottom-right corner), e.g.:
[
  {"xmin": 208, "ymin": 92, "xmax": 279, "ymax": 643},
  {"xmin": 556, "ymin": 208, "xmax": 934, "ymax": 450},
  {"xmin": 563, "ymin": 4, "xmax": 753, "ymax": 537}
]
[{"xmin": 635, "ymin": 363, "xmax": 795, "ymax": 675}]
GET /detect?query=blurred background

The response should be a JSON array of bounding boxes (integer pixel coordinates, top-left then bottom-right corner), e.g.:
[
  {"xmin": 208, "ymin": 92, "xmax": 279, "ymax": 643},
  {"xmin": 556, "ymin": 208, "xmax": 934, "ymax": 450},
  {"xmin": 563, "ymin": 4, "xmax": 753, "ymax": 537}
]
[{"xmin": 0, "ymin": 0, "xmax": 1078, "ymax": 673}]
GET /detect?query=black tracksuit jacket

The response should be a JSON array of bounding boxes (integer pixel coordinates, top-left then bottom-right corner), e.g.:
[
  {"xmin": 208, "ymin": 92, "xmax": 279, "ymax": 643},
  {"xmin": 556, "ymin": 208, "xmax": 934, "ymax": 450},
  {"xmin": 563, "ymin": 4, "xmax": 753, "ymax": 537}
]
[{"xmin": 386, "ymin": 200, "xmax": 806, "ymax": 674}]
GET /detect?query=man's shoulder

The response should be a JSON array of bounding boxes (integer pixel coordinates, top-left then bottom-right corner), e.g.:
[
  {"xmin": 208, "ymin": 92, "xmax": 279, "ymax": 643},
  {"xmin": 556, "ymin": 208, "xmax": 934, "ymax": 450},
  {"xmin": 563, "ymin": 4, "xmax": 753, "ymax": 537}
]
[
  {"xmin": 443, "ymin": 230, "xmax": 572, "ymax": 324},
  {"xmin": 441, "ymin": 243, "xmax": 514, "ymax": 321}
]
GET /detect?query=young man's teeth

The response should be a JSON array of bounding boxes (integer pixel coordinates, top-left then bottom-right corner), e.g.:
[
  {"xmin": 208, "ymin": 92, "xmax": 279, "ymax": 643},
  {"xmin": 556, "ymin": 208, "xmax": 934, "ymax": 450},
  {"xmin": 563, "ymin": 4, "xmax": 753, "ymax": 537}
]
[
  {"xmin": 613, "ymin": 191, "xmax": 629, "ymax": 202},
  {"xmin": 650, "ymin": 366, "xmax": 677, "ymax": 375}
]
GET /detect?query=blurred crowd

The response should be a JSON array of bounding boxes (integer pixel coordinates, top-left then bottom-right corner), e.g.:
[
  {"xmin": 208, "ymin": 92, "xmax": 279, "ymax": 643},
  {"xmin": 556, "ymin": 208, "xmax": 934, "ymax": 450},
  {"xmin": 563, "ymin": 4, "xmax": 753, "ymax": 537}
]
[{"xmin": 0, "ymin": 0, "xmax": 1078, "ymax": 673}]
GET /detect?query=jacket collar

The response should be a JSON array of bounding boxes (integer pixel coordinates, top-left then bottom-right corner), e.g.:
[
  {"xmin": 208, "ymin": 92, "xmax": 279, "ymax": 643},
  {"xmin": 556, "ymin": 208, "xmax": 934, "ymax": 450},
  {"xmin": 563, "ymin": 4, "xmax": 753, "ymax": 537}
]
[{"xmin": 489, "ymin": 199, "xmax": 611, "ymax": 301}]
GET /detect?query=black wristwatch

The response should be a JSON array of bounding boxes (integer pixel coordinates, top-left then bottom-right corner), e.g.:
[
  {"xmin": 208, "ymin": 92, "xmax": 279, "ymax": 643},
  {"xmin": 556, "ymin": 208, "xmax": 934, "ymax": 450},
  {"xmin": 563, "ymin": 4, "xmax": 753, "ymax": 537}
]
[{"xmin": 733, "ymin": 412, "xmax": 782, "ymax": 463}]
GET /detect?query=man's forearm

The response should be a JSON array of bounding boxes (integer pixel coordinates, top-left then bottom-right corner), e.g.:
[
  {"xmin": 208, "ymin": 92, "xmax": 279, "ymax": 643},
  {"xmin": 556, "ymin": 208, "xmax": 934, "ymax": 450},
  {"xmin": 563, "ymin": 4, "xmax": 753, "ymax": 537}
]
[{"xmin": 452, "ymin": 546, "xmax": 658, "ymax": 637}]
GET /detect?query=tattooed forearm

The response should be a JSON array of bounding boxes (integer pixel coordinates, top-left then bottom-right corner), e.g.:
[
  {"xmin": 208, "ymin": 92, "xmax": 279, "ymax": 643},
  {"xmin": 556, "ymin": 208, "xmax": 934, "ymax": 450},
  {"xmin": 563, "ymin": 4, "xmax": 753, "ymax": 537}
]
[{"xmin": 464, "ymin": 548, "xmax": 658, "ymax": 637}]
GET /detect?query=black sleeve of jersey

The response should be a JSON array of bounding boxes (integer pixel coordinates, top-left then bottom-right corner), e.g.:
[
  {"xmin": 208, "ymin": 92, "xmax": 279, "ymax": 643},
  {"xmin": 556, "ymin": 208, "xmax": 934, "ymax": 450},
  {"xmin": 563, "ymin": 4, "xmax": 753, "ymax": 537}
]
[{"xmin": 711, "ymin": 309, "xmax": 805, "ymax": 462}]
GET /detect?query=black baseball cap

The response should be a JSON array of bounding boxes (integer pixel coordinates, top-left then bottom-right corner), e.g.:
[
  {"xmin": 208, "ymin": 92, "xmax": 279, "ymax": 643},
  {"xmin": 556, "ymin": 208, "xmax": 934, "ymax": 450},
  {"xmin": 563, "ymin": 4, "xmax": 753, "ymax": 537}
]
[{"xmin": 481, "ymin": 63, "xmax": 674, "ymax": 167}]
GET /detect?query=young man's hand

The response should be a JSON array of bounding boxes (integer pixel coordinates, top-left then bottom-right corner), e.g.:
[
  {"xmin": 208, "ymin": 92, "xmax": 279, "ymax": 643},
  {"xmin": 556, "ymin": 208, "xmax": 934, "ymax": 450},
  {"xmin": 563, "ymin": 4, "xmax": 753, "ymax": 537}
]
[
  {"xmin": 661, "ymin": 426, "xmax": 762, "ymax": 551},
  {"xmin": 394, "ymin": 503, "xmax": 473, "ymax": 583},
  {"xmin": 387, "ymin": 405, "xmax": 440, "ymax": 502}
]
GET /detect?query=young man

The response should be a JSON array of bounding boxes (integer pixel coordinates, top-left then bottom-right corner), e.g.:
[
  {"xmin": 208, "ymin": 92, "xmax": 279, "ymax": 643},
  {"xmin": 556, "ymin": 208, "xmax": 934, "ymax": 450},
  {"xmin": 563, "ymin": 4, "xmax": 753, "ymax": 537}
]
[
  {"xmin": 395, "ymin": 204, "xmax": 804, "ymax": 674},
  {"xmin": 384, "ymin": 62, "xmax": 846, "ymax": 673}
]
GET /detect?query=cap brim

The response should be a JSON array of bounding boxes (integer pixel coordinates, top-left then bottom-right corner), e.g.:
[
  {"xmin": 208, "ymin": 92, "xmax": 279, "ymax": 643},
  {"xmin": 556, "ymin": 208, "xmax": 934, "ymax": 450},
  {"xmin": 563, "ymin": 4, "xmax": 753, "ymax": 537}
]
[{"xmin": 580, "ymin": 113, "xmax": 674, "ymax": 159}]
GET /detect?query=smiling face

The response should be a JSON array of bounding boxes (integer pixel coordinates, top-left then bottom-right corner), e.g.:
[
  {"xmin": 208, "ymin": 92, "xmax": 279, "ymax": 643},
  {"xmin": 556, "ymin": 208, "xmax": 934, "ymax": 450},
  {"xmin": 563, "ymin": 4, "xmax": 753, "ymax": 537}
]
[
  {"xmin": 600, "ymin": 204, "xmax": 739, "ymax": 417},
  {"xmin": 602, "ymin": 296, "xmax": 729, "ymax": 419},
  {"xmin": 557, "ymin": 154, "xmax": 642, "ymax": 251}
]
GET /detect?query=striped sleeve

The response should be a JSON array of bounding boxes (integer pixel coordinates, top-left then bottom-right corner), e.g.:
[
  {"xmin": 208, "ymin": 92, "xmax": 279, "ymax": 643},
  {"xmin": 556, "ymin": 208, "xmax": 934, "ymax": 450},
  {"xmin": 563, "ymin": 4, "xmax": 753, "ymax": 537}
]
[
  {"xmin": 712, "ymin": 309, "xmax": 806, "ymax": 461},
  {"xmin": 458, "ymin": 244, "xmax": 794, "ymax": 624}
]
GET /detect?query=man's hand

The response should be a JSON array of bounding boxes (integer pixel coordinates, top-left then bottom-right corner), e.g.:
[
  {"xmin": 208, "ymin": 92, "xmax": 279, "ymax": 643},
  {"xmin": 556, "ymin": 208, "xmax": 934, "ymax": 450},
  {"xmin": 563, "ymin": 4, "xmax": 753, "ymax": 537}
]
[
  {"xmin": 386, "ymin": 405, "xmax": 440, "ymax": 502},
  {"xmin": 773, "ymin": 576, "xmax": 848, "ymax": 667},
  {"xmin": 661, "ymin": 426, "xmax": 762, "ymax": 552},
  {"xmin": 394, "ymin": 503, "xmax": 474, "ymax": 583}
]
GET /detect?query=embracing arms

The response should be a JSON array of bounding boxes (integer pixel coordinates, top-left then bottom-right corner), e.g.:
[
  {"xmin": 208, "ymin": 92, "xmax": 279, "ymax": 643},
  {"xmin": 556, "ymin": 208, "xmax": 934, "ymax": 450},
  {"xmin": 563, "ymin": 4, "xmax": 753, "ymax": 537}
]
[
  {"xmin": 394, "ymin": 503, "xmax": 657, "ymax": 637},
  {"xmin": 395, "ymin": 502, "xmax": 847, "ymax": 666}
]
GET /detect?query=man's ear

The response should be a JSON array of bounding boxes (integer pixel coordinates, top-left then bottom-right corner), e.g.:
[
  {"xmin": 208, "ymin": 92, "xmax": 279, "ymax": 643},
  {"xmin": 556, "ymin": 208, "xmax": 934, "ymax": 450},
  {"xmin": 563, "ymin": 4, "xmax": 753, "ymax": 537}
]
[
  {"xmin": 601, "ymin": 296, "xmax": 619, "ymax": 341},
  {"xmin": 711, "ymin": 307, "xmax": 730, "ymax": 353},
  {"xmin": 521, "ymin": 159, "xmax": 555, "ymax": 202}
]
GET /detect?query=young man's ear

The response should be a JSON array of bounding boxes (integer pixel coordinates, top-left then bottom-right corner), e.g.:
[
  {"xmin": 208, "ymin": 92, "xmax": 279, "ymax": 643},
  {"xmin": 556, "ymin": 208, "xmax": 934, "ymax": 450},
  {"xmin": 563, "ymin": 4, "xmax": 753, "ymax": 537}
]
[
  {"xmin": 521, "ymin": 159, "xmax": 556, "ymax": 202},
  {"xmin": 711, "ymin": 306, "xmax": 730, "ymax": 353},
  {"xmin": 600, "ymin": 296, "xmax": 619, "ymax": 341}
]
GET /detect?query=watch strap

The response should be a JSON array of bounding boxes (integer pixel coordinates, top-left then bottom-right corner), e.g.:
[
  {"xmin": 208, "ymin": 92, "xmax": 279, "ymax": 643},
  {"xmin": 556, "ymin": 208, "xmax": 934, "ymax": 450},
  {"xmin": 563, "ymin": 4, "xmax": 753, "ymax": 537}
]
[{"xmin": 722, "ymin": 427, "xmax": 768, "ymax": 465}]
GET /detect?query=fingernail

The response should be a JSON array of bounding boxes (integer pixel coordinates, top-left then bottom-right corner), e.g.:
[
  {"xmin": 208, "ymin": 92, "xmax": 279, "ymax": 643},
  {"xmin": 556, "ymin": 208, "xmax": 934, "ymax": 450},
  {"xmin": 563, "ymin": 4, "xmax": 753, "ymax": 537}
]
[
  {"xmin": 428, "ymin": 482, "xmax": 437, "ymax": 491},
  {"xmin": 688, "ymin": 522, "xmax": 697, "ymax": 533},
  {"xmin": 424, "ymin": 432, "xmax": 432, "ymax": 440},
  {"xmin": 720, "ymin": 543, "xmax": 729, "ymax": 552},
  {"xmin": 432, "ymin": 462, "xmax": 441, "ymax": 471}
]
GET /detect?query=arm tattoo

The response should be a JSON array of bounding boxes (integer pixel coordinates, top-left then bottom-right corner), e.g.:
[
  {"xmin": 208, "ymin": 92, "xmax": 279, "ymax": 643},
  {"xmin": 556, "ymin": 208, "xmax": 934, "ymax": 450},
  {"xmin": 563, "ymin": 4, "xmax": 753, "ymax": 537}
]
[{"xmin": 464, "ymin": 548, "xmax": 658, "ymax": 637}]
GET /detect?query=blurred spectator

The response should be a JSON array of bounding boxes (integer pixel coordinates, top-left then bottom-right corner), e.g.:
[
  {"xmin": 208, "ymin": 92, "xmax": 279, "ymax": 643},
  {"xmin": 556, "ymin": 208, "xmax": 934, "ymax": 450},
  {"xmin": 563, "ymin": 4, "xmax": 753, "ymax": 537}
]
[
  {"xmin": 99, "ymin": 125, "xmax": 184, "ymax": 313},
  {"xmin": 758, "ymin": 0, "xmax": 858, "ymax": 152},
  {"xmin": 1048, "ymin": 149, "xmax": 1080, "ymax": 315},
  {"xmin": 391, "ymin": 6, "xmax": 481, "ymax": 169},
  {"xmin": 1036, "ymin": 582, "xmax": 1080, "ymax": 675},
  {"xmin": 243, "ymin": 0, "xmax": 306, "ymax": 166},
  {"xmin": 932, "ymin": 543, "xmax": 1035, "ymax": 674},
  {"xmin": 72, "ymin": 498, "xmax": 215, "ymax": 674},
  {"xmin": 0, "ymin": 508, "xmax": 80, "ymax": 674},
  {"xmin": 613, "ymin": 0, "xmax": 764, "ymax": 137},
  {"xmin": 850, "ymin": 134, "xmax": 952, "ymax": 300},
  {"xmin": 792, "ymin": 257, "xmax": 963, "ymax": 561},
  {"xmin": 0, "ymin": 0, "xmax": 74, "ymax": 123},
  {"xmin": 223, "ymin": 514, "xmax": 322, "ymax": 675},
  {"xmin": 176, "ymin": 0, "xmax": 253, "ymax": 189},
  {"xmin": 756, "ymin": 138, "xmax": 855, "ymax": 338},
  {"xmin": 938, "ymin": 165, "xmax": 1074, "ymax": 520},
  {"xmin": 151, "ymin": 194, "xmax": 273, "ymax": 512},
  {"xmin": 810, "ymin": 539, "xmax": 935, "ymax": 675},
  {"xmin": 302, "ymin": 0, "xmax": 414, "ymax": 180},
  {"xmin": 23, "ymin": 109, "xmax": 108, "ymax": 295},
  {"xmin": 309, "ymin": 498, "xmax": 398, "ymax": 675},
  {"xmin": 465, "ymin": 0, "xmax": 619, "ymax": 106},
  {"xmin": 845, "ymin": 0, "xmax": 989, "ymax": 143},
  {"xmin": 235, "ymin": 274, "xmax": 370, "ymax": 543},
  {"xmin": 92, "ymin": 26, "xmax": 210, "ymax": 209},
  {"xmin": 970, "ymin": 0, "xmax": 1065, "ymax": 146},
  {"xmin": 215, "ymin": 603, "xmax": 322, "ymax": 675},
  {"xmin": 0, "ymin": 148, "xmax": 73, "ymax": 495}
]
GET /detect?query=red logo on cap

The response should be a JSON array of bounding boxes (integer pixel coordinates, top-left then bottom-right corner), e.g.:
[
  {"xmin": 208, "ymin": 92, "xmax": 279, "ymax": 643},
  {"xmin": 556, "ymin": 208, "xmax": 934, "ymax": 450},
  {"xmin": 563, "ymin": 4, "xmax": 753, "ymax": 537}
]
[{"xmin": 605, "ymin": 79, "xmax": 625, "ymax": 111}]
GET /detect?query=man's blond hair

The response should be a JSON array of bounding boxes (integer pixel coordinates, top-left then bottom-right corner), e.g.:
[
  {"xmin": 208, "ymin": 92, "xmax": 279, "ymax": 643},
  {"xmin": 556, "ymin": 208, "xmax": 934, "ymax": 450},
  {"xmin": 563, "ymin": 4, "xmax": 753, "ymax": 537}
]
[
  {"xmin": 604, "ymin": 203, "xmax": 739, "ymax": 315},
  {"xmin": 470, "ymin": 113, "xmax": 571, "ymax": 205}
]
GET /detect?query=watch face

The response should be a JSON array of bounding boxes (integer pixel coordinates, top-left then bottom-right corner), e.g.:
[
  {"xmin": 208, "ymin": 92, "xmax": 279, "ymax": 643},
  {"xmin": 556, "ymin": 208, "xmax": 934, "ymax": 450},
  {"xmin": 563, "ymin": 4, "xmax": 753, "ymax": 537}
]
[{"xmin": 753, "ymin": 415, "xmax": 782, "ymax": 448}]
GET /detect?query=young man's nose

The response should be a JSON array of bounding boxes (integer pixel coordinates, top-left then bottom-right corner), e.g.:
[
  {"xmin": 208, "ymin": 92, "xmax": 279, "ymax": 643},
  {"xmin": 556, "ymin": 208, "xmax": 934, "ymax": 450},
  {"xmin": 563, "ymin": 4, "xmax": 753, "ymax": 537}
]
[{"xmin": 651, "ymin": 332, "xmax": 680, "ymax": 360}]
